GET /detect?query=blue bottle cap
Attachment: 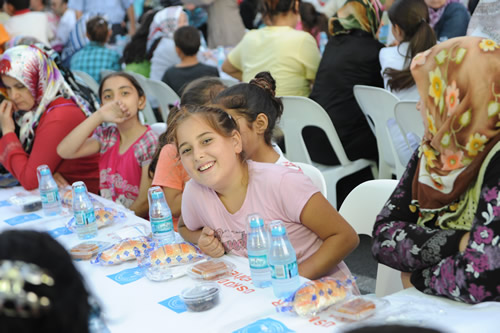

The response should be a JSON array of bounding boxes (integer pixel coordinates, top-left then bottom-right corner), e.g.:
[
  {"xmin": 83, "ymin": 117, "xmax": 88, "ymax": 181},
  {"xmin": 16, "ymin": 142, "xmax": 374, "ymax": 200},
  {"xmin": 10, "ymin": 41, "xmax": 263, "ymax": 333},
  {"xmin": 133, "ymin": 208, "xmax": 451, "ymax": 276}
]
[
  {"xmin": 248, "ymin": 214, "xmax": 264, "ymax": 228},
  {"xmin": 39, "ymin": 168, "xmax": 50, "ymax": 176},
  {"xmin": 72, "ymin": 181, "xmax": 86, "ymax": 193},
  {"xmin": 270, "ymin": 221, "xmax": 286, "ymax": 236},
  {"xmin": 151, "ymin": 190, "xmax": 164, "ymax": 200}
]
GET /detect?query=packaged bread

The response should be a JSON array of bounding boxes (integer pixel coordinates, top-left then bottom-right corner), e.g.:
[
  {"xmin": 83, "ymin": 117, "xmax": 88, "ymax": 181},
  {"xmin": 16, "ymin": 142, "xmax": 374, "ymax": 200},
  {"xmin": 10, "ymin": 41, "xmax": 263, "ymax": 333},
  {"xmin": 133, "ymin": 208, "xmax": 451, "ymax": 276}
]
[
  {"xmin": 92, "ymin": 237, "xmax": 152, "ymax": 265},
  {"xmin": 62, "ymin": 188, "xmax": 73, "ymax": 207},
  {"xmin": 275, "ymin": 277, "xmax": 354, "ymax": 317},
  {"xmin": 188, "ymin": 259, "xmax": 235, "ymax": 280},
  {"xmin": 70, "ymin": 241, "xmax": 111, "ymax": 260},
  {"xmin": 329, "ymin": 297, "xmax": 376, "ymax": 321},
  {"xmin": 149, "ymin": 243, "xmax": 204, "ymax": 265}
]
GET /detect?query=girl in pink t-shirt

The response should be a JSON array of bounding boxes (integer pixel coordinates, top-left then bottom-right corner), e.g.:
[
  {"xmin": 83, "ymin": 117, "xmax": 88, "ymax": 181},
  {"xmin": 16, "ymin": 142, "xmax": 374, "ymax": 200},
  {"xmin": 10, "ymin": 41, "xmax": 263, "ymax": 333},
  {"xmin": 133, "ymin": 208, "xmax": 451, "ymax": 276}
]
[
  {"xmin": 58, "ymin": 72, "xmax": 158, "ymax": 217},
  {"xmin": 171, "ymin": 104, "xmax": 359, "ymax": 280}
]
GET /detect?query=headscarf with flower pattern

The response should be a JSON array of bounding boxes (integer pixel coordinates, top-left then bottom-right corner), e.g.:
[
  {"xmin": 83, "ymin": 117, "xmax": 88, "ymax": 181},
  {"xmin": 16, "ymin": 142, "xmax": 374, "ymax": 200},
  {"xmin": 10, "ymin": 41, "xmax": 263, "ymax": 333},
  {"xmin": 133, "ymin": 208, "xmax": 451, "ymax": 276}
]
[
  {"xmin": 146, "ymin": 5, "xmax": 185, "ymax": 52},
  {"xmin": 0, "ymin": 45, "xmax": 92, "ymax": 152},
  {"xmin": 410, "ymin": 36, "xmax": 500, "ymax": 210},
  {"xmin": 328, "ymin": 0, "xmax": 383, "ymax": 38}
]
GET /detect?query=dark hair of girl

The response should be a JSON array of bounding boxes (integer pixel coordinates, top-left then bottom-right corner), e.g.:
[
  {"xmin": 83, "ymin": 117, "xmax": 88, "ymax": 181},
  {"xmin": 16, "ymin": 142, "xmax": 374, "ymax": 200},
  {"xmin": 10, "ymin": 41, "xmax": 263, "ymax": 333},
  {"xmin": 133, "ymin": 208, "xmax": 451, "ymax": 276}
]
[
  {"xmin": 166, "ymin": 104, "xmax": 245, "ymax": 161},
  {"xmin": 214, "ymin": 71, "xmax": 283, "ymax": 146},
  {"xmin": 299, "ymin": 2, "xmax": 328, "ymax": 35},
  {"xmin": 86, "ymin": 16, "xmax": 109, "ymax": 44},
  {"xmin": 98, "ymin": 72, "xmax": 145, "ymax": 100},
  {"xmin": 148, "ymin": 77, "xmax": 227, "ymax": 177},
  {"xmin": 0, "ymin": 230, "xmax": 92, "ymax": 333},
  {"xmin": 259, "ymin": 0, "xmax": 298, "ymax": 20},
  {"xmin": 121, "ymin": 10, "xmax": 158, "ymax": 64},
  {"xmin": 384, "ymin": 0, "xmax": 436, "ymax": 91}
]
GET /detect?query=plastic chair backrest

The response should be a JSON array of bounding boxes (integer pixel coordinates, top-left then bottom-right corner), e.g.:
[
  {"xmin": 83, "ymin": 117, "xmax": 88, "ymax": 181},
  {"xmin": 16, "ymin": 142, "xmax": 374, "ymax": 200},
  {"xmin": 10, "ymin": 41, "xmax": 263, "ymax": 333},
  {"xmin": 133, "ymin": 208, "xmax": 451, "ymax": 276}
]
[
  {"xmin": 353, "ymin": 85, "xmax": 400, "ymax": 178},
  {"xmin": 150, "ymin": 122, "xmax": 166, "ymax": 136},
  {"xmin": 293, "ymin": 162, "xmax": 327, "ymax": 197},
  {"xmin": 338, "ymin": 179, "xmax": 403, "ymax": 297},
  {"xmin": 220, "ymin": 78, "xmax": 239, "ymax": 87},
  {"xmin": 394, "ymin": 100, "xmax": 424, "ymax": 143},
  {"xmin": 72, "ymin": 70, "xmax": 99, "ymax": 96},
  {"xmin": 280, "ymin": 96, "xmax": 351, "ymax": 166},
  {"xmin": 145, "ymin": 78, "xmax": 180, "ymax": 122}
]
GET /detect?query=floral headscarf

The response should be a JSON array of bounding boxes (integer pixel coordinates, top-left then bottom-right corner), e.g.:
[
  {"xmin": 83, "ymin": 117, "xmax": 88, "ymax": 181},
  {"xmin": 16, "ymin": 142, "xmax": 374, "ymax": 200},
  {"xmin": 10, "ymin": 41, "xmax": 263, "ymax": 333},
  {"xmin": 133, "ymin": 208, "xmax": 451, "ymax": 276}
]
[
  {"xmin": 0, "ymin": 45, "xmax": 92, "ymax": 152},
  {"xmin": 146, "ymin": 5, "xmax": 185, "ymax": 52},
  {"xmin": 410, "ymin": 37, "xmax": 500, "ymax": 210},
  {"xmin": 328, "ymin": 0, "xmax": 383, "ymax": 38}
]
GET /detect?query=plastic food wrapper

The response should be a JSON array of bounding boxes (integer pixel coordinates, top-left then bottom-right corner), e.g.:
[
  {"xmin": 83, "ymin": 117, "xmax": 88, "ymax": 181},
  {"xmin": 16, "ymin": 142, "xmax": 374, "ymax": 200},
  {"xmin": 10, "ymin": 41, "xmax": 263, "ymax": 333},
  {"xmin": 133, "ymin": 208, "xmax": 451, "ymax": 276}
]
[
  {"xmin": 328, "ymin": 296, "xmax": 386, "ymax": 322},
  {"xmin": 92, "ymin": 237, "xmax": 152, "ymax": 265},
  {"xmin": 8, "ymin": 193, "xmax": 42, "ymax": 212},
  {"xmin": 70, "ymin": 241, "xmax": 111, "ymax": 260},
  {"xmin": 187, "ymin": 259, "xmax": 235, "ymax": 281},
  {"xmin": 67, "ymin": 207, "xmax": 126, "ymax": 231},
  {"xmin": 137, "ymin": 242, "xmax": 205, "ymax": 282},
  {"xmin": 108, "ymin": 223, "xmax": 151, "ymax": 240},
  {"xmin": 275, "ymin": 277, "xmax": 355, "ymax": 317},
  {"xmin": 61, "ymin": 187, "xmax": 104, "ymax": 210}
]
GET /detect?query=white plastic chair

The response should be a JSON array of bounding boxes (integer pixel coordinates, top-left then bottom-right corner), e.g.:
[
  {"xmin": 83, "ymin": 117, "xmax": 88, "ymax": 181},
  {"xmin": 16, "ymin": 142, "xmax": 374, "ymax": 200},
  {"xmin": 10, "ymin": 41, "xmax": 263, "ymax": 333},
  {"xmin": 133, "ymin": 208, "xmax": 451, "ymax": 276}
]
[
  {"xmin": 394, "ymin": 100, "xmax": 425, "ymax": 145},
  {"xmin": 150, "ymin": 122, "xmax": 167, "ymax": 136},
  {"xmin": 293, "ymin": 162, "xmax": 327, "ymax": 197},
  {"xmin": 353, "ymin": 85, "xmax": 400, "ymax": 179},
  {"xmin": 338, "ymin": 179, "xmax": 403, "ymax": 297},
  {"xmin": 72, "ymin": 70, "xmax": 99, "ymax": 96},
  {"xmin": 144, "ymin": 78, "xmax": 180, "ymax": 122},
  {"xmin": 279, "ymin": 96, "xmax": 378, "ymax": 209}
]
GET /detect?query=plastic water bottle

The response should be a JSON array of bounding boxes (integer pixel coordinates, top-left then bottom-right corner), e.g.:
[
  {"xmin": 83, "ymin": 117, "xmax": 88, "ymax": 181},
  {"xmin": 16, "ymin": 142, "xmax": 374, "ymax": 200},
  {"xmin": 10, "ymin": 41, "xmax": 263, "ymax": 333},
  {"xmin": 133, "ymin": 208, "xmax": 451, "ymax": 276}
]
[
  {"xmin": 247, "ymin": 213, "xmax": 272, "ymax": 288},
  {"xmin": 217, "ymin": 46, "xmax": 225, "ymax": 71},
  {"xmin": 72, "ymin": 181, "xmax": 98, "ymax": 239},
  {"xmin": 148, "ymin": 186, "xmax": 175, "ymax": 245},
  {"xmin": 319, "ymin": 31, "xmax": 328, "ymax": 55},
  {"xmin": 268, "ymin": 220, "xmax": 300, "ymax": 298},
  {"xmin": 36, "ymin": 165, "xmax": 62, "ymax": 216}
]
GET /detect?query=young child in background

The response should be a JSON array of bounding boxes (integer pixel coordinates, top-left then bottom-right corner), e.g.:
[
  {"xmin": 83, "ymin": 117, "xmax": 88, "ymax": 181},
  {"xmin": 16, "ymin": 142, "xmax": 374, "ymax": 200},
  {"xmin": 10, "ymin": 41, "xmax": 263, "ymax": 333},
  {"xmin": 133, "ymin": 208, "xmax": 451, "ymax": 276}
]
[
  {"xmin": 57, "ymin": 72, "xmax": 158, "ymax": 217},
  {"xmin": 214, "ymin": 71, "xmax": 293, "ymax": 166},
  {"xmin": 172, "ymin": 105, "xmax": 359, "ymax": 280},
  {"xmin": 161, "ymin": 25, "xmax": 219, "ymax": 96},
  {"xmin": 150, "ymin": 77, "xmax": 226, "ymax": 229},
  {"xmin": 297, "ymin": 2, "xmax": 328, "ymax": 48},
  {"xmin": 70, "ymin": 16, "xmax": 121, "ymax": 82}
]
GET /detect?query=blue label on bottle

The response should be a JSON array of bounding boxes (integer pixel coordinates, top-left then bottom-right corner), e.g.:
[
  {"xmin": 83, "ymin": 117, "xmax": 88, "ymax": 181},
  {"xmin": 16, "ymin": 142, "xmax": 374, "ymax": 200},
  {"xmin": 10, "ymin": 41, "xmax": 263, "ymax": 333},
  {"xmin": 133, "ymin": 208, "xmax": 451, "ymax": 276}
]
[
  {"xmin": 151, "ymin": 216, "xmax": 173, "ymax": 234},
  {"xmin": 74, "ymin": 209, "xmax": 96, "ymax": 226},
  {"xmin": 270, "ymin": 261, "xmax": 298, "ymax": 280},
  {"xmin": 249, "ymin": 255, "xmax": 268, "ymax": 269},
  {"xmin": 40, "ymin": 189, "xmax": 59, "ymax": 205}
]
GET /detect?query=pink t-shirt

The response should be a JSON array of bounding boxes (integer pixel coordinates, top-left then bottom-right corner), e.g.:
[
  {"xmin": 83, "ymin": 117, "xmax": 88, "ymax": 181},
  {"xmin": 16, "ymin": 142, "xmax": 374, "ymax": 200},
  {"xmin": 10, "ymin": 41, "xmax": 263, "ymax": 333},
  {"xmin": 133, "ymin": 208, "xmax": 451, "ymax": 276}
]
[
  {"xmin": 182, "ymin": 160, "xmax": 351, "ymax": 278},
  {"xmin": 93, "ymin": 125, "xmax": 158, "ymax": 208}
]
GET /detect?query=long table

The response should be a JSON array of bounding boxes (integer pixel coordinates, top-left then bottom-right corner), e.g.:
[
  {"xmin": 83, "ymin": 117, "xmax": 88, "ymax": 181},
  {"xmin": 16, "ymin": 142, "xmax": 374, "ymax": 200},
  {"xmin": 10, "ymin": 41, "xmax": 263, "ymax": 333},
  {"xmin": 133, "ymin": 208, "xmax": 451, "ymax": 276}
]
[{"xmin": 1, "ymin": 186, "xmax": 499, "ymax": 333}]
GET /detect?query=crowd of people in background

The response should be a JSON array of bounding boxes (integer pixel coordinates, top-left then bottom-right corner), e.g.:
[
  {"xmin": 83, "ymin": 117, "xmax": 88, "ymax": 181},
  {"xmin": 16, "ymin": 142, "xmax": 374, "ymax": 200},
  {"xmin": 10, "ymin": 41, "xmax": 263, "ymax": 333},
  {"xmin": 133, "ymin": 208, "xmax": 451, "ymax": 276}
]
[{"xmin": 0, "ymin": 0, "xmax": 499, "ymax": 331}]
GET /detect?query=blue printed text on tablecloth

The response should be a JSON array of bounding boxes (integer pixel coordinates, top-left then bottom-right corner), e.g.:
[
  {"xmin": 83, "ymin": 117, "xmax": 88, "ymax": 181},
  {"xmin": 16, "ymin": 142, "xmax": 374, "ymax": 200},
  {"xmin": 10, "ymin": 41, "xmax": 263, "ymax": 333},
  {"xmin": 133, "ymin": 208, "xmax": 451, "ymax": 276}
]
[
  {"xmin": 158, "ymin": 295, "xmax": 187, "ymax": 313},
  {"xmin": 106, "ymin": 267, "xmax": 144, "ymax": 285},
  {"xmin": 4, "ymin": 213, "xmax": 42, "ymax": 226},
  {"xmin": 0, "ymin": 200, "xmax": 12, "ymax": 207},
  {"xmin": 233, "ymin": 318, "xmax": 295, "ymax": 333},
  {"xmin": 48, "ymin": 226, "xmax": 73, "ymax": 238}
]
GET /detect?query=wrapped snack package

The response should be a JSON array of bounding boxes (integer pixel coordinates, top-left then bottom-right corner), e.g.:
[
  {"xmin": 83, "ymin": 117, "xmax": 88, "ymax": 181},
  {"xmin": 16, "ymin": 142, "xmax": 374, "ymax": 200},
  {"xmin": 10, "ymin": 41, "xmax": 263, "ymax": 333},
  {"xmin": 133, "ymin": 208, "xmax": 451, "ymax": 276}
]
[
  {"xmin": 187, "ymin": 259, "xmax": 235, "ymax": 281},
  {"xmin": 70, "ymin": 241, "xmax": 111, "ymax": 260},
  {"xmin": 137, "ymin": 242, "xmax": 205, "ymax": 281},
  {"xmin": 329, "ymin": 297, "xmax": 378, "ymax": 322},
  {"xmin": 92, "ymin": 237, "xmax": 152, "ymax": 265},
  {"xmin": 8, "ymin": 193, "xmax": 42, "ymax": 212},
  {"xmin": 67, "ymin": 207, "xmax": 125, "ymax": 231},
  {"xmin": 276, "ymin": 277, "xmax": 354, "ymax": 317},
  {"xmin": 61, "ymin": 188, "xmax": 72, "ymax": 208},
  {"xmin": 108, "ymin": 223, "xmax": 151, "ymax": 240}
]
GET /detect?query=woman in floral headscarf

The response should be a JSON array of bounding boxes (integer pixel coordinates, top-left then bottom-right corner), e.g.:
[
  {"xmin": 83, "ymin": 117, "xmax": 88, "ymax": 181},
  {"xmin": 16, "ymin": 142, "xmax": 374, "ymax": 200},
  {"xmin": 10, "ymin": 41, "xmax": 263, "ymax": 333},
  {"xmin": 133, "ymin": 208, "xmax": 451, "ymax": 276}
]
[
  {"xmin": 372, "ymin": 36, "xmax": 500, "ymax": 304},
  {"xmin": 0, "ymin": 45, "xmax": 99, "ymax": 192},
  {"xmin": 305, "ymin": 0, "xmax": 383, "ymax": 194},
  {"xmin": 148, "ymin": 6, "xmax": 189, "ymax": 81}
]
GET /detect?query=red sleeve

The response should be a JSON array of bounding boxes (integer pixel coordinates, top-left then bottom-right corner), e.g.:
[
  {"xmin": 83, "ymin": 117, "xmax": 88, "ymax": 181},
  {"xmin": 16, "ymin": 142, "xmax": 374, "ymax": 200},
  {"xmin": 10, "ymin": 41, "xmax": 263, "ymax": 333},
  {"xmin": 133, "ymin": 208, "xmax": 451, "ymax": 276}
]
[{"xmin": 0, "ymin": 99, "xmax": 88, "ymax": 190}]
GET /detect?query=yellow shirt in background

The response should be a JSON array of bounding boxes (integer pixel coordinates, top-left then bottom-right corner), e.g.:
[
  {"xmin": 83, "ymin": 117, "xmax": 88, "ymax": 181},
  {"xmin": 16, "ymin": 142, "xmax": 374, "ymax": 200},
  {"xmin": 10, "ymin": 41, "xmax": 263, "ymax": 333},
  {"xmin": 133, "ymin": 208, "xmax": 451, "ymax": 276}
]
[{"xmin": 227, "ymin": 26, "xmax": 321, "ymax": 97}]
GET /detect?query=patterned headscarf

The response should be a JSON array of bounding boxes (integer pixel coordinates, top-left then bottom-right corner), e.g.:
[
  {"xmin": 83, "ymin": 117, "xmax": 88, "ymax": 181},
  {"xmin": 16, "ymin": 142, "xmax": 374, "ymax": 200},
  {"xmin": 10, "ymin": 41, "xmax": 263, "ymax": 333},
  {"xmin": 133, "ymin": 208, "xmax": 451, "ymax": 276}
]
[
  {"xmin": 0, "ymin": 45, "xmax": 92, "ymax": 152},
  {"xmin": 329, "ymin": 0, "xmax": 383, "ymax": 38},
  {"xmin": 428, "ymin": 0, "xmax": 460, "ymax": 29},
  {"xmin": 410, "ymin": 36, "xmax": 500, "ymax": 210},
  {"xmin": 146, "ymin": 5, "xmax": 185, "ymax": 52}
]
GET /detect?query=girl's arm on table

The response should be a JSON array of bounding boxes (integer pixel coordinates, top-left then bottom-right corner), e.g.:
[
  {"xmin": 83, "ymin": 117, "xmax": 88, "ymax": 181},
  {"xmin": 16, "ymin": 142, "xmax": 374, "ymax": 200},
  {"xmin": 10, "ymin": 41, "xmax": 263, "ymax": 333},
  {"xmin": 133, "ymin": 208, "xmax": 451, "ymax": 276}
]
[
  {"xmin": 57, "ymin": 101, "xmax": 126, "ymax": 159},
  {"xmin": 178, "ymin": 216, "xmax": 225, "ymax": 257},
  {"xmin": 128, "ymin": 164, "xmax": 152, "ymax": 218},
  {"xmin": 298, "ymin": 192, "xmax": 359, "ymax": 280},
  {"xmin": 371, "ymin": 150, "xmax": 467, "ymax": 272}
]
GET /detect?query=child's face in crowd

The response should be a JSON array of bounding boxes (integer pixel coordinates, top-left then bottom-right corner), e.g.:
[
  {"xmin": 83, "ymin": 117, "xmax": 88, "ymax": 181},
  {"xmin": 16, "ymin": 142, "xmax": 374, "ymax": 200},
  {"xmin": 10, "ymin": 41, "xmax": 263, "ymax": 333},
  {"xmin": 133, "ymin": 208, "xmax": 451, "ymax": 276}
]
[
  {"xmin": 177, "ymin": 114, "xmax": 243, "ymax": 191},
  {"xmin": 100, "ymin": 76, "xmax": 145, "ymax": 121},
  {"xmin": 1, "ymin": 75, "xmax": 36, "ymax": 111}
]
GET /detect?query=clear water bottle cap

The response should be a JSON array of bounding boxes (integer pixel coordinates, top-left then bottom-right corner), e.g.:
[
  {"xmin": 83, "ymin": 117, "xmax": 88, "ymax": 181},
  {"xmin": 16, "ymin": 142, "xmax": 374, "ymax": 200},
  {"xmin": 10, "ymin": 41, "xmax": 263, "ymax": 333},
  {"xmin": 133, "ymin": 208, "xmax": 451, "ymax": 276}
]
[
  {"xmin": 36, "ymin": 164, "xmax": 51, "ymax": 176},
  {"xmin": 72, "ymin": 181, "xmax": 87, "ymax": 193},
  {"xmin": 148, "ymin": 186, "xmax": 164, "ymax": 200},
  {"xmin": 269, "ymin": 220, "xmax": 286, "ymax": 236},
  {"xmin": 248, "ymin": 213, "xmax": 264, "ymax": 228}
]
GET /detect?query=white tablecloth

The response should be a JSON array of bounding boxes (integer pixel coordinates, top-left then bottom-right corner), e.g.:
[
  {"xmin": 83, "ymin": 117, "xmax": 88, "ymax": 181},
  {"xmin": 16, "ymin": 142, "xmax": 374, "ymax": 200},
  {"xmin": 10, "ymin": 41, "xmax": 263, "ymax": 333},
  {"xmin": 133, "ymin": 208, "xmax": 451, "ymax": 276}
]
[{"xmin": 1, "ymin": 186, "xmax": 499, "ymax": 333}]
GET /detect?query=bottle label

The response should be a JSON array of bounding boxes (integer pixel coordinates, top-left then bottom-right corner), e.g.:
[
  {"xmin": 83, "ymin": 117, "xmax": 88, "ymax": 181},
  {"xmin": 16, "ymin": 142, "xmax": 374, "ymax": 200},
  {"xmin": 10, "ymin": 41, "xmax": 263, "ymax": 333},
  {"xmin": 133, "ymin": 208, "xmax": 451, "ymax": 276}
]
[
  {"xmin": 74, "ymin": 209, "xmax": 96, "ymax": 226},
  {"xmin": 40, "ymin": 189, "xmax": 60, "ymax": 205},
  {"xmin": 249, "ymin": 254, "xmax": 268, "ymax": 269},
  {"xmin": 270, "ymin": 261, "xmax": 298, "ymax": 280},
  {"xmin": 151, "ymin": 216, "xmax": 173, "ymax": 234}
]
